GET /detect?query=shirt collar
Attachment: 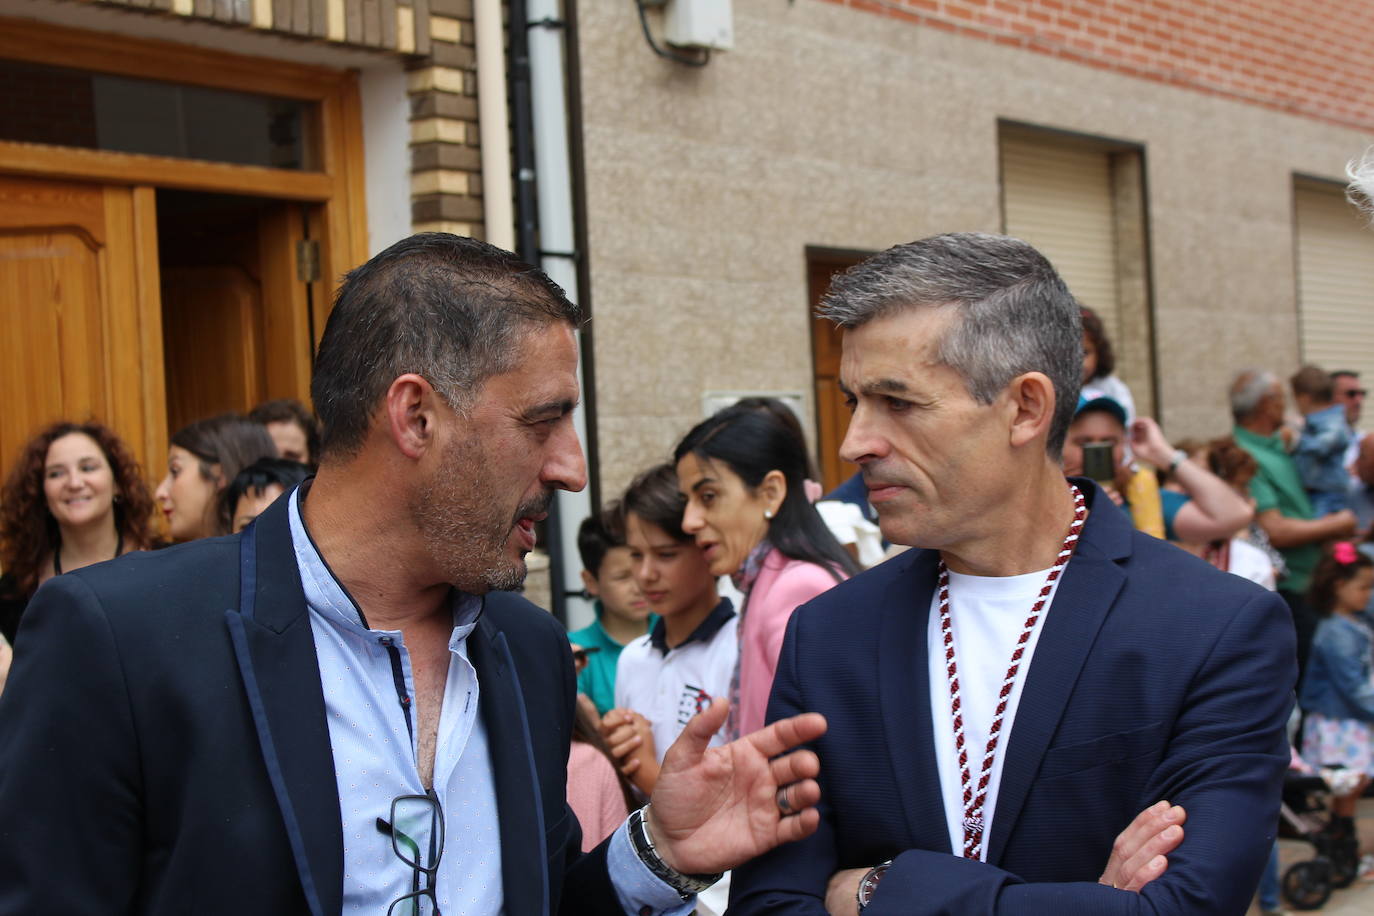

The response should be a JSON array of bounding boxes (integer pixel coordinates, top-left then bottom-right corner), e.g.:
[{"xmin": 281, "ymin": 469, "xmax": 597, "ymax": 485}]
[
  {"xmin": 287, "ymin": 485, "xmax": 483, "ymax": 638},
  {"xmin": 648, "ymin": 597, "xmax": 735, "ymax": 656},
  {"xmin": 1233, "ymin": 424, "xmax": 1285, "ymax": 453}
]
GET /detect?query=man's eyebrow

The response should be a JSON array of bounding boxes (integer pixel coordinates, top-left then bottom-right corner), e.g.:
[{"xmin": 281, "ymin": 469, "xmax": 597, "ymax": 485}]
[
  {"xmin": 522, "ymin": 399, "xmax": 578, "ymax": 420},
  {"xmin": 839, "ymin": 378, "xmax": 913, "ymax": 397}
]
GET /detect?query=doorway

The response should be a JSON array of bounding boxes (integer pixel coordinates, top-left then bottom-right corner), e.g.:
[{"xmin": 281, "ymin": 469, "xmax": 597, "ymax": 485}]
[
  {"xmin": 0, "ymin": 17, "xmax": 368, "ymax": 481},
  {"xmin": 157, "ymin": 191, "xmax": 316, "ymax": 436},
  {"xmin": 808, "ymin": 248, "xmax": 871, "ymax": 494}
]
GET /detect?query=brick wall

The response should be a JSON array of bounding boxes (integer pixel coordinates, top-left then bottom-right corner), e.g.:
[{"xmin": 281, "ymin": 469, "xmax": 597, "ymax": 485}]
[{"xmin": 823, "ymin": 0, "xmax": 1374, "ymax": 130}]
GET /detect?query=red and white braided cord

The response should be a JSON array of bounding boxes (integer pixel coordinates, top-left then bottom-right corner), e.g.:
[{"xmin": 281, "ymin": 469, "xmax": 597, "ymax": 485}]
[{"xmin": 938, "ymin": 483, "xmax": 1086, "ymax": 860}]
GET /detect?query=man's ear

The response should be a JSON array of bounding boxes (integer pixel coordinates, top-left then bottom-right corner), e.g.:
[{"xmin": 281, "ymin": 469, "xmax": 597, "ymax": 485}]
[
  {"xmin": 384, "ymin": 373, "xmax": 443, "ymax": 459},
  {"xmin": 1007, "ymin": 372, "xmax": 1057, "ymax": 451}
]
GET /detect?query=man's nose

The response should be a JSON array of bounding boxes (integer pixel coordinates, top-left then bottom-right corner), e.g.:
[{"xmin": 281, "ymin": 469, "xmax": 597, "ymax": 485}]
[
  {"xmin": 545, "ymin": 421, "xmax": 587, "ymax": 493},
  {"xmin": 838, "ymin": 408, "xmax": 883, "ymax": 467}
]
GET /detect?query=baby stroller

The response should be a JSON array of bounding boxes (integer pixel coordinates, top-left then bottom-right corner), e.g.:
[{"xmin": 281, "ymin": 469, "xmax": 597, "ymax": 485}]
[{"xmin": 1278, "ymin": 764, "xmax": 1364, "ymax": 909}]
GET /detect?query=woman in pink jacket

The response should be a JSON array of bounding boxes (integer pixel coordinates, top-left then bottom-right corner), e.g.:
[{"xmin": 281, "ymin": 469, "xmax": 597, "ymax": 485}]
[{"xmin": 674, "ymin": 403, "xmax": 859, "ymax": 738}]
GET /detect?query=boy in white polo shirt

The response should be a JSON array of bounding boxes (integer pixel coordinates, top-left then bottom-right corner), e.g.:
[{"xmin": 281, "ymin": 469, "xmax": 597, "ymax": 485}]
[{"xmin": 600, "ymin": 463, "xmax": 738, "ymax": 796}]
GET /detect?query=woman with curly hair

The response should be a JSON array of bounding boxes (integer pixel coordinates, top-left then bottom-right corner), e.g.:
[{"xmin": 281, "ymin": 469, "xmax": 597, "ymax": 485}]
[{"xmin": 0, "ymin": 421, "xmax": 156, "ymax": 646}]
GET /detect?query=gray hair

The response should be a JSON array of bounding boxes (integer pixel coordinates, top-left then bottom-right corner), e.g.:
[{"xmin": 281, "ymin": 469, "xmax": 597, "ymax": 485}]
[
  {"xmin": 819, "ymin": 233, "xmax": 1083, "ymax": 458},
  {"xmin": 311, "ymin": 233, "xmax": 579, "ymax": 460},
  {"xmin": 1348, "ymin": 147, "xmax": 1374, "ymax": 224},
  {"xmin": 1229, "ymin": 368, "xmax": 1278, "ymax": 422}
]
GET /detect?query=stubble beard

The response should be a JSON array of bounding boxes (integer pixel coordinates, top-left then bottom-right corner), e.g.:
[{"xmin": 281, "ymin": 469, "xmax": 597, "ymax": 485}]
[{"xmin": 415, "ymin": 434, "xmax": 545, "ymax": 594}]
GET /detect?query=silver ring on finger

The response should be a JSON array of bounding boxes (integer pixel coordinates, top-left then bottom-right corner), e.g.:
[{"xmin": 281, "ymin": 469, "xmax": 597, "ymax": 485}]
[{"xmin": 776, "ymin": 786, "xmax": 794, "ymax": 816}]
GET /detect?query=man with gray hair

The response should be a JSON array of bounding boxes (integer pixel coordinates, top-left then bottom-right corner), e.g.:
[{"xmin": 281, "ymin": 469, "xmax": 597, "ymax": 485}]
[
  {"xmin": 1231, "ymin": 367, "xmax": 1357, "ymax": 676},
  {"xmin": 730, "ymin": 233, "xmax": 1294, "ymax": 915}
]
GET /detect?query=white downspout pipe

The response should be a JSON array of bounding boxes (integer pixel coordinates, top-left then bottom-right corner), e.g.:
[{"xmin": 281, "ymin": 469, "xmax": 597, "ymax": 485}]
[
  {"xmin": 527, "ymin": 0, "xmax": 595, "ymax": 631},
  {"xmin": 474, "ymin": 0, "xmax": 514, "ymax": 250}
]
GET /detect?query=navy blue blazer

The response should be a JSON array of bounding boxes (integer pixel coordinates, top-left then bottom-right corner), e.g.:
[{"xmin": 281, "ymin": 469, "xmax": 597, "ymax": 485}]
[
  {"xmin": 730, "ymin": 481, "xmax": 1295, "ymax": 915},
  {"xmin": 0, "ymin": 493, "xmax": 618, "ymax": 915}
]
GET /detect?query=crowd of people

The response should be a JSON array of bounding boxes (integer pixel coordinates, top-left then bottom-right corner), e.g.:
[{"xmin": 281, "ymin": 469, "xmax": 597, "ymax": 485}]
[
  {"xmin": 0, "ymin": 170, "xmax": 1372, "ymax": 912},
  {"xmin": 0, "ymin": 401, "xmax": 317, "ymax": 683},
  {"xmin": 553, "ymin": 298, "xmax": 1374, "ymax": 913}
]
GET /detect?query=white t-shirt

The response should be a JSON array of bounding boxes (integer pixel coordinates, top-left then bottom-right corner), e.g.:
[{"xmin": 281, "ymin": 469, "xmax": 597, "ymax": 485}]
[
  {"xmin": 927, "ymin": 565, "xmax": 1063, "ymax": 859},
  {"xmin": 1225, "ymin": 538, "xmax": 1277, "ymax": 591},
  {"xmin": 614, "ymin": 599, "xmax": 738, "ymax": 762}
]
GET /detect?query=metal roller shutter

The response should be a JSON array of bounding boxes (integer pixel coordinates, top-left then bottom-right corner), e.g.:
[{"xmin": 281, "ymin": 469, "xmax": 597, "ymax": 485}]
[
  {"xmin": 1295, "ymin": 182, "xmax": 1374, "ymax": 383},
  {"xmin": 1001, "ymin": 135, "xmax": 1120, "ymax": 344}
]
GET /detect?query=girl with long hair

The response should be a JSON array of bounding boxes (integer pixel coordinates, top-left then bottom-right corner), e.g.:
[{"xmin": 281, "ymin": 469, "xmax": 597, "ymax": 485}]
[{"xmin": 0, "ymin": 421, "xmax": 156, "ymax": 645}]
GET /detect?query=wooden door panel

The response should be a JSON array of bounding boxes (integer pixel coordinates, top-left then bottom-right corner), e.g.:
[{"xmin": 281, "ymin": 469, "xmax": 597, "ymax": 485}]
[
  {"xmin": 160, "ymin": 265, "xmax": 264, "ymax": 435},
  {"xmin": 0, "ymin": 177, "xmax": 115, "ymax": 484},
  {"xmin": 0, "ymin": 176, "xmax": 163, "ymax": 487}
]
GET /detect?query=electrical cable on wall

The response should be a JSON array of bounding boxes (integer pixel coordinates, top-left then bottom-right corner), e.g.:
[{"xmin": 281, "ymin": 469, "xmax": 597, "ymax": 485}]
[{"xmin": 635, "ymin": 1, "xmax": 711, "ymax": 67}]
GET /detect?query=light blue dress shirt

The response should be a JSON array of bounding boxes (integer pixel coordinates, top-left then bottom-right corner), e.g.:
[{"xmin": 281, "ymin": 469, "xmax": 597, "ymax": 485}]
[{"xmin": 287, "ymin": 490, "xmax": 693, "ymax": 915}]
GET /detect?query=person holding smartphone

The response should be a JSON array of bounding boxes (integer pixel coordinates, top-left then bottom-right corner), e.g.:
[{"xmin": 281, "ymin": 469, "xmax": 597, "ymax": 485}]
[{"xmin": 1063, "ymin": 396, "xmax": 1252, "ymax": 543}]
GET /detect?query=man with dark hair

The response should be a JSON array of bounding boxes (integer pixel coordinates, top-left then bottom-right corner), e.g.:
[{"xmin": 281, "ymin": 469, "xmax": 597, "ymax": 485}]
[
  {"xmin": 249, "ymin": 398, "xmax": 321, "ymax": 467},
  {"xmin": 730, "ymin": 233, "xmax": 1295, "ymax": 915},
  {"xmin": 0, "ymin": 234, "xmax": 826, "ymax": 915}
]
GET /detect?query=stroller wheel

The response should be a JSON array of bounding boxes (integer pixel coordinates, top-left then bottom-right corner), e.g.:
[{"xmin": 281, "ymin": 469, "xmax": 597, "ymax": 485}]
[
  {"xmin": 1283, "ymin": 859, "xmax": 1333, "ymax": 910},
  {"xmin": 1329, "ymin": 843, "xmax": 1360, "ymax": 889}
]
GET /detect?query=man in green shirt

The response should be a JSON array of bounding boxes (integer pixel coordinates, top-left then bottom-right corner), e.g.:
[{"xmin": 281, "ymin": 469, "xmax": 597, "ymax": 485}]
[{"xmin": 1231, "ymin": 368, "xmax": 1357, "ymax": 674}]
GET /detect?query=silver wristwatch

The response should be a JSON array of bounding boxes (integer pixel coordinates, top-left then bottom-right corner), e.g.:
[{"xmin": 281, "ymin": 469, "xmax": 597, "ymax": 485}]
[
  {"xmin": 857, "ymin": 859, "xmax": 892, "ymax": 912},
  {"xmin": 627, "ymin": 805, "xmax": 723, "ymax": 900}
]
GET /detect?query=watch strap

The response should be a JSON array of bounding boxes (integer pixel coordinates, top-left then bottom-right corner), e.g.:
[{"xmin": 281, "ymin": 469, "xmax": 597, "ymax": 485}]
[{"xmin": 627, "ymin": 805, "xmax": 723, "ymax": 900}]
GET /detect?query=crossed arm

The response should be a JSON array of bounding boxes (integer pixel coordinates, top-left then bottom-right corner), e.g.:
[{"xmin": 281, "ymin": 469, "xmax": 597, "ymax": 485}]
[{"xmin": 729, "ymin": 589, "xmax": 1295, "ymax": 916}]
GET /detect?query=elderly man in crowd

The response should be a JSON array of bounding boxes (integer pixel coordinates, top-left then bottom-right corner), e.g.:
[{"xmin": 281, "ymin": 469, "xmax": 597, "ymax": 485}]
[
  {"xmin": 1231, "ymin": 368, "xmax": 1358, "ymax": 676},
  {"xmin": 730, "ymin": 233, "xmax": 1294, "ymax": 915},
  {"xmin": 0, "ymin": 234, "xmax": 826, "ymax": 915}
]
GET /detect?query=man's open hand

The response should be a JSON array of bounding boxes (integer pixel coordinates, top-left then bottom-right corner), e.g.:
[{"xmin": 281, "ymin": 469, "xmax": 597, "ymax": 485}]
[
  {"xmin": 645, "ymin": 698, "xmax": 827, "ymax": 875},
  {"xmin": 1099, "ymin": 800, "xmax": 1187, "ymax": 892}
]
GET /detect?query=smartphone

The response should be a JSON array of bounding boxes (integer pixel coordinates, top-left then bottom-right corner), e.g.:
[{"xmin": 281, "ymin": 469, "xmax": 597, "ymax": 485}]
[{"xmin": 1081, "ymin": 442, "xmax": 1116, "ymax": 483}]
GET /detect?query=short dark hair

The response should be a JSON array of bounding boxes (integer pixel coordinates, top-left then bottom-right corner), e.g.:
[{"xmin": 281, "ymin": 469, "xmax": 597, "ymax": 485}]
[
  {"xmin": 621, "ymin": 464, "xmax": 692, "ymax": 545},
  {"xmin": 1332, "ymin": 370, "xmax": 1360, "ymax": 382},
  {"xmin": 223, "ymin": 457, "xmax": 312, "ymax": 522},
  {"xmin": 1080, "ymin": 304, "xmax": 1116, "ymax": 380},
  {"xmin": 248, "ymin": 399, "xmax": 320, "ymax": 465},
  {"xmin": 1290, "ymin": 364, "xmax": 1333, "ymax": 402},
  {"xmin": 577, "ymin": 503, "xmax": 626, "ymax": 576},
  {"xmin": 311, "ymin": 233, "xmax": 580, "ymax": 460}
]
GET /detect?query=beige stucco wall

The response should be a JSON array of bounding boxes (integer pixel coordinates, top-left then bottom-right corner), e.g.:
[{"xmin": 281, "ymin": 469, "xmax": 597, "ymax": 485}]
[{"xmin": 577, "ymin": 0, "xmax": 1374, "ymax": 498}]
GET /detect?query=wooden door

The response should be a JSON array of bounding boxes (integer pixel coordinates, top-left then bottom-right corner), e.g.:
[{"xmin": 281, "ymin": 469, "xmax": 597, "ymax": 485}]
[
  {"xmin": 158, "ymin": 197, "xmax": 313, "ymax": 434},
  {"xmin": 809, "ymin": 253, "xmax": 868, "ymax": 494},
  {"xmin": 0, "ymin": 175, "xmax": 164, "ymax": 484}
]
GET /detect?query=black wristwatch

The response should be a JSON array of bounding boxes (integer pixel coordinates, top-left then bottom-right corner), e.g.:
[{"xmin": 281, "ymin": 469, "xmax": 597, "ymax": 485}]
[
  {"xmin": 627, "ymin": 805, "xmax": 723, "ymax": 900},
  {"xmin": 856, "ymin": 859, "xmax": 892, "ymax": 912}
]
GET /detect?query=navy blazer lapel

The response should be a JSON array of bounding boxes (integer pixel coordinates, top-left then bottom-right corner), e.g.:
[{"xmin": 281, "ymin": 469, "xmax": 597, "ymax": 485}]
[
  {"xmin": 225, "ymin": 493, "xmax": 344, "ymax": 916},
  {"xmin": 986, "ymin": 481, "xmax": 1130, "ymax": 865},
  {"xmin": 469, "ymin": 613, "xmax": 547, "ymax": 916},
  {"xmin": 878, "ymin": 549, "xmax": 951, "ymax": 854}
]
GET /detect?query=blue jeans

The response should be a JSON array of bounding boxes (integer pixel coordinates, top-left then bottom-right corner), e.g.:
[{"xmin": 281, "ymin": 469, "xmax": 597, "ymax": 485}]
[{"xmin": 1257, "ymin": 842, "xmax": 1281, "ymax": 911}]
